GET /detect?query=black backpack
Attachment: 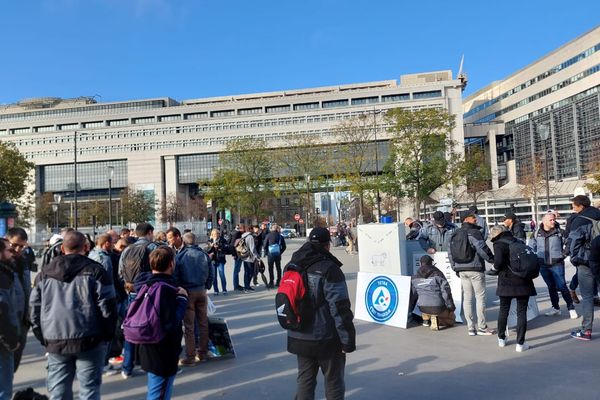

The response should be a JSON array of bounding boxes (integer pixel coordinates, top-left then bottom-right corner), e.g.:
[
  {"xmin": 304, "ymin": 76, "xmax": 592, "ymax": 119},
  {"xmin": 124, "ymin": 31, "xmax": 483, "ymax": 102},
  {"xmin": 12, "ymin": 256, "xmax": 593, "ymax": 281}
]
[
  {"xmin": 41, "ymin": 240, "xmax": 63, "ymax": 268},
  {"xmin": 500, "ymin": 238, "xmax": 540, "ymax": 279},
  {"xmin": 120, "ymin": 241, "xmax": 153, "ymax": 284},
  {"xmin": 450, "ymin": 228, "xmax": 476, "ymax": 264}
]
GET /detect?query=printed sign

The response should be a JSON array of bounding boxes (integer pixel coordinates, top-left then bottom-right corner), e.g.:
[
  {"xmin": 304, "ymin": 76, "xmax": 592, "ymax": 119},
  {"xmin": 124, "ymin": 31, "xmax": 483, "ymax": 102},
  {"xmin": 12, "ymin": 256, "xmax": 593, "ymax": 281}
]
[
  {"xmin": 355, "ymin": 272, "xmax": 411, "ymax": 329},
  {"xmin": 358, "ymin": 223, "xmax": 407, "ymax": 275}
]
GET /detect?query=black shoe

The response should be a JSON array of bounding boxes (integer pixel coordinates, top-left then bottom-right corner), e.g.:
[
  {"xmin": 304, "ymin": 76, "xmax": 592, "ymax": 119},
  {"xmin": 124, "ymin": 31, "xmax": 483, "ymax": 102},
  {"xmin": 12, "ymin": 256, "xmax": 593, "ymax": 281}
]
[
  {"xmin": 235, "ymin": 286, "xmax": 244, "ymax": 291},
  {"xmin": 246, "ymin": 287, "xmax": 255, "ymax": 291}
]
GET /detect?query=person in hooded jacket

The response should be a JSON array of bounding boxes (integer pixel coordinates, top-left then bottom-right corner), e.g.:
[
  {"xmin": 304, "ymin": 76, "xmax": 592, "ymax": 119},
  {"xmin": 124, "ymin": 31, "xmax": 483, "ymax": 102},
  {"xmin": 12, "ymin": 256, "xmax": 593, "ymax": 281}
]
[
  {"xmin": 411, "ymin": 255, "xmax": 456, "ymax": 330},
  {"xmin": 287, "ymin": 227, "xmax": 355, "ymax": 400},
  {"xmin": 418, "ymin": 211, "xmax": 456, "ymax": 254},
  {"xmin": 490, "ymin": 225, "xmax": 536, "ymax": 352},
  {"xmin": 133, "ymin": 246, "xmax": 188, "ymax": 400}
]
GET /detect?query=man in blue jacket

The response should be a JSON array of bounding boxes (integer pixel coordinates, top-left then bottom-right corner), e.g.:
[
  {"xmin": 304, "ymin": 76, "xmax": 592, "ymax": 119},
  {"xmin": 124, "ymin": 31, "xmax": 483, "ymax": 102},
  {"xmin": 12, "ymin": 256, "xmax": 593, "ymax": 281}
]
[
  {"xmin": 174, "ymin": 232, "xmax": 213, "ymax": 366},
  {"xmin": 418, "ymin": 211, "xmax": 456, "ymax": 254}
]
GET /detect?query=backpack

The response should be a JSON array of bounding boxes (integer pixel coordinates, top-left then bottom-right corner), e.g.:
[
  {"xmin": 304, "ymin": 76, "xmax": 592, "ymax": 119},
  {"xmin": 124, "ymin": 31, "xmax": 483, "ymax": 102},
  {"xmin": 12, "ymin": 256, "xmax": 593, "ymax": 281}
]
[
  {"xmin": 500, "ymin": 238, "xmax": 540, "ymax": 279},
  {"xmin": 275, "ymin": 263, "xmax": 314, "ymax": 331},
  {"xmin": 121, "ymin": 242, "xmax": 152, "ymax": 284},
  {"xmin": 450, "ymin": 228, "xmax": 476, "ymax": 264},
  {"xmin": 268, "ymin": 236, "xmax": 282, "ymax": 257},
  {"xmin": 235, "ymin": 236, "xmax": 251, "ymax": 259},
  {"xmin": 41, "ymin": 240, "xmax": 63, "ymax": 268},
  {"xmin": 122, "ymin": 281, "xmax": 175, "ymax": 344},
  {"xmin": 578, "ymin": 215, "xmax": 600, "ymax": 248}
]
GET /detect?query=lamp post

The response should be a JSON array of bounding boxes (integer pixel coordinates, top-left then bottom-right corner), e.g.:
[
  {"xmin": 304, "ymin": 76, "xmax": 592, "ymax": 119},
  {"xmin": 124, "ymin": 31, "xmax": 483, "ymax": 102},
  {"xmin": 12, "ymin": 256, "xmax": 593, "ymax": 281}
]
[
  {"xmin": 537, "ymin": 123, "xmax": 551, "ymax": 212},
  {"xmin": 106, "ymin": 166, "xmax": 114, "ymax": 229},
  {"xmin": 305, "ymin": 174, "xmax": 311, "ymax": 233},
  {"xmin": 53, "ymin": 194, "xmax": 62, "ymax": 233},
  {"xmin": 73, "ymin": 131, "xmax": 79, "ymax": 229}
]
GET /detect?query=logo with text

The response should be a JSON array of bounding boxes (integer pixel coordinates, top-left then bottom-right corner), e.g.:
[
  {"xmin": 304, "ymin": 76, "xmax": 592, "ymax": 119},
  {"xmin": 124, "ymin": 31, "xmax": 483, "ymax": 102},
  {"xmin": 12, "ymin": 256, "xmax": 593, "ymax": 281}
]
[{"xmin": 365, "ymin": 276, "xmax": 398, "ymax": 323}]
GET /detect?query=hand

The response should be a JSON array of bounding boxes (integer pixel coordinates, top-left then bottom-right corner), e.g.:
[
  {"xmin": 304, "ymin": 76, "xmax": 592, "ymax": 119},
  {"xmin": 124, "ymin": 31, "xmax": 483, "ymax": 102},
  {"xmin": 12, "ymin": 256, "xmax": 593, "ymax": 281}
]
[
  {"xmin": 427, "ymin": 248, "xmax": 436, "ymax": 255},
  {"xmin": 177, "ymin": 287, "xmax": 188, "ymax": 297}
]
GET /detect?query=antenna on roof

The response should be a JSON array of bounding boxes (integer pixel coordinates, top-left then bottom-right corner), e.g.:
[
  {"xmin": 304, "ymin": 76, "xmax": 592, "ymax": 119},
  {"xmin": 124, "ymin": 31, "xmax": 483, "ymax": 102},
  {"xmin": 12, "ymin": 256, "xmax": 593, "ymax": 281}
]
[{"xmin": 457, "ymin": 54, "xmax": 468, "ymax": 91}]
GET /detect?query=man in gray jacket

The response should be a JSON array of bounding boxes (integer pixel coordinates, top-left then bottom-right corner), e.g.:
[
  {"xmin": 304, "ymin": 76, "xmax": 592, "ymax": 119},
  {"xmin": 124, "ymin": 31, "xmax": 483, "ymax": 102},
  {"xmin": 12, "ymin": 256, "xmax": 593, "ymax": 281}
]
[{"xmin": 30, "ymin": 231, "xmax": 117, "ymax": 400}]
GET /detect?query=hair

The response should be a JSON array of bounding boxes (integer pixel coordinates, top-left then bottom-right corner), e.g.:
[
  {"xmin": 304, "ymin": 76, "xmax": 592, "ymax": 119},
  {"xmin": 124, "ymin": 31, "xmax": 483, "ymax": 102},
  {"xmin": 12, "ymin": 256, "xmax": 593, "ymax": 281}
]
[
  {"xmin": 166, "ymin": 227, "xmax": 181, "ymax": 238},
  {"xmin": 0, "ymin": 238, "xmax": 9, "ymax": 253},
  {"xmin": 270, "ymin": 224, "xmax": 279, "ymax": 232},
  {"xmin": 62, "ymin": 231, "xmax": 87, "ymax": 253},
  {"xmin": 183, "ymin": 232, "xmax": 196, "ymax": 246},
  {"xmin": 155, "ymin": 231, "xmax": 166, "ymax": 242},
  {"xmin": 149, "ymin": 246, "xmax": 175, "ymax": 272},
  {"xmin": 115, "ymin": 238, "xmax": 129, "ymax": 251},
  {"xmin": 6, "ymin": 227, "xmax": 27, "ymax": 241},
  {"xmin": 96, "ymin": 233, "xmax": 112, "ymax": 248},
  {"xmin": 210, "ymin": 229, "xmax": 220, "ymax": 237},
  {"xmin": 61, "ymin": 227, "xmax": 75, "ymax": 236},
  {"xmin": 238, "ymin": 224, "xmax": 246, "ymax": 232},
  {"xmin": 135, "ymin": 223, "xmax": 154, "ymax": 237},
  {"xmin": 490, "ymin": 224, "xmax": 507, "ymax": 241},
  {"xmin": 571, "ymin": 195, "xmax": 591, "ymax": 208},
  {"xmin": 120, "ymin": 228, "xmax": 131, "ymax": 236}
]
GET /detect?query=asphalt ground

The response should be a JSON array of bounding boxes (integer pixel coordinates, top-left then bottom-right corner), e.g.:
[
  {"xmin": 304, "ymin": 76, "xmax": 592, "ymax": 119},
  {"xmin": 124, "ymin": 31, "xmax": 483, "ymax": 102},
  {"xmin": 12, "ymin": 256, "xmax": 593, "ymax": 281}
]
[{"xmin": 13, "ymin": 238, "xmax": 600, "ymax": 399}]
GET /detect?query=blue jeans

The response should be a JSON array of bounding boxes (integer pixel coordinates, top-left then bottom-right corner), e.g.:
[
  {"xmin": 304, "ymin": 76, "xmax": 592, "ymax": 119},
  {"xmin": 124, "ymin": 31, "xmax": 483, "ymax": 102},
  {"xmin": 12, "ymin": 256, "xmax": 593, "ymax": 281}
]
[
  {"xmin": 578, "ymin": 265, "xmax": 596, "ymax": 332},
  {"xmin": 540, "ymin": 264, "xmax": 574, "ymax": 310},
  {"xmin": 147, "ymin": 372, "xmax": 176, "ymax": 400},
  {"xmin": 233, "ymin": 258, "xmax": 242, "ymax": 289},
  {"xmin": 243, "ymin": 261, "xmax": 254, "ymax": 289},
  {"xmin": 213, "ymin": 262, "xmax": 227, "ymax": 293},
  {"xmin": 0, "ymin": 347, "xmax": 14, "ymax": 400},
  {"xmin": 123, "ymin": 292, "xmax": 138, "ymax": 374},
  {"xmin": 47, "ymin": 343, "xmax": 106, "ymax": 400}
]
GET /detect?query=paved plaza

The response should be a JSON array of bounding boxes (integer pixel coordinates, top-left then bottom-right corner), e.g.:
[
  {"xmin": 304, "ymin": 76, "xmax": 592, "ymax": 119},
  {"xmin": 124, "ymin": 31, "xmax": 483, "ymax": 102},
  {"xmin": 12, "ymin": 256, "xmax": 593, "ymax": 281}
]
[{"xmin": 13, "ymin": 238, "xmax": 600, "ymax": 399}]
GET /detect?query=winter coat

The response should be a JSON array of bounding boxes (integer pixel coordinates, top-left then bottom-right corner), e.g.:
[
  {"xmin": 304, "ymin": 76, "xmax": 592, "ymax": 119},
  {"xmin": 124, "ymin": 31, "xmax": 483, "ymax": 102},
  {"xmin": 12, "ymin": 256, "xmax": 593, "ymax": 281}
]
[
  {"xmin": 134, "ymin": 272, "xmax": 187, "ymax": 377},
  {"xmin": 418, "ymin": 222, "xmax": 457, "ymax": 252},
  {"xmin": 88, "ymin": 248, "xmax": 114, "ymax": 284},
  {"xmin": 449, "ymin": 222, "xmax": 494, "ymax": 273},
  {"xmin": 589, "ymin": 235, "xmax": 600, "ymax": 277},
  {"xmin": 509, "ymin": 220, "xmax": 526, "ymax": 242},
  {"xmin": 206, "ymin": 237, "xmax": 229, "ymax": 265},
  {"xmin": 529, "ymin": 226, "xmax": 565, "ymax": 266},
  {"xmin": 240, "ymin": 232, "xmax": 259, "ymax": 262},
  {"xmin": 263, "ymin": 231, "xmax": 287, "ymax": 258},
  {"xmin": 0, "ymin": 261, "xmax": 26, "ymax": 351},
  {"xmin": 492, "ymin": 231, "xmax": 537, "ymax": 298},
  {"xmin": 30, "ymin": 254, "xmax": 117, "ymax": 354},
  {"xmin": 174, "ymin": 245, "xmax": 213, "ymax": 292},
  {"xmin": 287, "ymin": 242, "xmax": 356, "ymax": 358},
  {"xmin": 229, "ymin": 230, "xmax": 243, "ymax": 259},
  {"xmin": 568, "ymin": 206, "xmax": 600, "ymax": 267},
  {"xmin": 411, "ymin": 264, "xmax": 455, "ymax": 311}
]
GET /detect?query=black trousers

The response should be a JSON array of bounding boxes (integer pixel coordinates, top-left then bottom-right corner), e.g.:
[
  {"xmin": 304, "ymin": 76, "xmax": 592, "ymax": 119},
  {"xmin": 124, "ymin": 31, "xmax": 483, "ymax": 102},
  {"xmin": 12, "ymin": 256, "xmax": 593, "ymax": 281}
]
[
  {"xmin": 497, "ymin": 296, "xmax": 529, "ymax": 345},
  {"xmin": 268, "ymin": 255, "xmax": 282, "ymax": 285},
  {"xmin": 296, "ymin": 352, "xmax": 346, "ymax": 400}
]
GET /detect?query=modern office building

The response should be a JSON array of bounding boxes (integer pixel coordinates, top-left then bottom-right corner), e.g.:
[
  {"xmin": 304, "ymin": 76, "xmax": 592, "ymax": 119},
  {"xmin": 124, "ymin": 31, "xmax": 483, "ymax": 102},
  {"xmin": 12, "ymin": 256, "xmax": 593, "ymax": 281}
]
[
  {"xmin": 462, "ymin": 25, "xmax": 600, "ymax": 223},
  {"xmin": 0, "ymin": 70, "xmax": 465, "ymax": 235}
]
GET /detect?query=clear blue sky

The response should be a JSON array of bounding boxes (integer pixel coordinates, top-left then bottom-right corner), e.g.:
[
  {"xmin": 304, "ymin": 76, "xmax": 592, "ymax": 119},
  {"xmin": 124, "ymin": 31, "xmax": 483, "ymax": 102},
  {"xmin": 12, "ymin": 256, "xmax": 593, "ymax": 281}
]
[{"xmin": 1, "ymin": 0, "xmax": 598, "ymax": 105}]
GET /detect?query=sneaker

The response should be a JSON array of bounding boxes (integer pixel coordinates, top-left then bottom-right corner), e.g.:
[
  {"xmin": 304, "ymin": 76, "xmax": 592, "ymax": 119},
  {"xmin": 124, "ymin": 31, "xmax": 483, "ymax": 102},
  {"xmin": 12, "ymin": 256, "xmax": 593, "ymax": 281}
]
[
  {"xmin": 569, "ymin": 309, "xmax": 579, "ymax": 319},
  {"xmin": 121, "ymin": 371, "xmax": 132, "ymax": 380},
  {"xmin": 235, "ymin": 285, "xmax": 244, "ymax": 291},
  {"xmin": 498, "ymin": 338, "xmax": 507, "ymax": 348},
  {"xmin": 545, "ymin": 308, "xmax": 561, "ymax": 316},
  {"xmin": 422, "ymin": 320, "xmax": 431, "ymax": 327},
  {"xmin": 571, "ymin": 329, "xmax": 592, "ymax": 341},
  {"xmin": 516, "ymin": 343, "xmax": 529, "ymax": 352},
  {"xmin": 103, "ymin": 365, "xmax": 120, "ymax": 376},
  {"xmin": 214, "ymin": 292, "xmax": 219, "ymax": 296},
  {"xmin": 222, "ymin": 290, "xmax": 227, "ymax": 295},
  {"xmin": 468, "ymin": 330, "xmax": 477, "ymax": 336},
  {"xmin": 179, "ymin": 357, "xmax": 198, "ymax": 367},
  {"xmin": 477, "ymin": 328, "xmax": 496, "ymax": 336},
  {"xmin": 570, "ymin": 290, "xmax": 580, "ymax": 304},
  {"xmin": 246, "ymin": 287, "xmax": 255, "ymax": 291},
  {"xmin": 109, "ymin": 356, "xmax": 124, "ymax": 365}
]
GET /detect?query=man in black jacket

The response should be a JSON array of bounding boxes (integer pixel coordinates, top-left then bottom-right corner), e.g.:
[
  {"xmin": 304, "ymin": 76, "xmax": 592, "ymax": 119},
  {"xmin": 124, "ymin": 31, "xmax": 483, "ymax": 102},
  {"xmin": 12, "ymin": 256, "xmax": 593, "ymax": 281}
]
[
  {"xmin": 287, "ymin": 227, "xmax": 355, "ymax": 400},
  {"xmin": 503, "ymin": 213, "xmax": 526, "ymax": 242},
  {"xmin": 263, "ymin": 224, "xmax": 287, "ymax": 288}
]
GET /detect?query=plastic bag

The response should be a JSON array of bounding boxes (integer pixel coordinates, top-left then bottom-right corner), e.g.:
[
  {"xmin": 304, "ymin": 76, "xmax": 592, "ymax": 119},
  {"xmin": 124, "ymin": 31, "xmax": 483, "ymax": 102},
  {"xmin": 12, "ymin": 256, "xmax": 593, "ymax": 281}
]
[{"xmin": 208, "ymin": 296, "xmax": 217, "ymax": 316}]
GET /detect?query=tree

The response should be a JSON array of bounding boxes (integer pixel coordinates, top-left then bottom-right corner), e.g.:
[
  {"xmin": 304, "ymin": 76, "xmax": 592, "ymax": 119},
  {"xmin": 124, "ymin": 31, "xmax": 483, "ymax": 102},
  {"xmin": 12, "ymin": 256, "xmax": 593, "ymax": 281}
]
[
  {"xmin": 585, "ymin": 162, "xmax": 600, "ymax": 195},
  {"xmin": 460, "ymin": 145, "xmax": 493, "ymax": 206},
  {"xmin": 520, "ymin": 157, "xmax": 545, "ymax": 221},
  {"xmin": 160, "ymin": 192, "xmax": 186, "ymax": 225},
  {"xmin": 379, "ymin": 154, "xmax": 408, "ymax": 221},
  {"xmin": 385, "ymin": 108, "xmax": 459, "ymax": 217},
  {"xmin": 120, "ymin": 186, "xmax": 156, "ymax": 224},
  {"xmin": 0, "ymin": 141, "xmax": 34, "ymax": 202}
]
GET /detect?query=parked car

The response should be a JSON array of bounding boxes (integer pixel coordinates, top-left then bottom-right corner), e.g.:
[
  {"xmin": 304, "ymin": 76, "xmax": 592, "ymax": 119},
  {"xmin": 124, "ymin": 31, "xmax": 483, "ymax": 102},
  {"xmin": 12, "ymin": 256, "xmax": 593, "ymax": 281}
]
[{"xmin": 280, "ymin": 228, "xmax": 297, "ymax": 238}]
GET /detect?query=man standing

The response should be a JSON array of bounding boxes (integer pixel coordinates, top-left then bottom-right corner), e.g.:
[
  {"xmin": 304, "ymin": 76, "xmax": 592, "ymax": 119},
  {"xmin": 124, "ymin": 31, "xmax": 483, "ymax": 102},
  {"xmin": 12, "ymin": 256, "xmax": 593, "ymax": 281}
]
[
  {"xmin": 287, "ymin": 227, "xmax": 355, "ymax": 400},
  {"xmin": 230, "ymin": 225, "xmax": 245, "ymax": 291},
  {"xmin": 240, "ymin": 226, "xmax": 259, "ymax": 292},
  {"xmin": 263, "ymin": 224, "xmax": 287, "ymax": 288},
  {"xmin": 418, "ymin": 211, "xmax": 456, "ymax": 254},
  {"xmin": 30, "ymin": 231, "xmax": 117, "ymax": 399},
  {"xmin": 503, "ymin": 213, "xmax": 526, "ymax": 242},
  {"xmin": 88, "ymin": 234, "xmax": 114, "ymax": 278},
  {"xmin": 568, "ymin": 195, "xmax": 600, "ymax": 340},
  {"xmin": 468, "ymin": 205, "xmax": 489, "ymax": 241},
  {"xmin": 166, "ymin": 227, "xmax": 185, "ymax": 254},
  {"xmin": 175, "ymin": 233, "xmax": 213, "ymax": 366},
  {"xmin": 450, "ymin": 211, "xmax": 495, "ymax": 336}
]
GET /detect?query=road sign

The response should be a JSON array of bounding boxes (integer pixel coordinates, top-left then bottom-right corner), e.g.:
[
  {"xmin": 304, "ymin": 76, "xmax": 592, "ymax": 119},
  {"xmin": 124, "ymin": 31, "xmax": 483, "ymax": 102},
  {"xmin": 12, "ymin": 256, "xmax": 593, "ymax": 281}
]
[
  {"xmin": 294, "ymin": 213, "xmax": 301, "ymax": 221},
  {"xmin": 299, "ymin": 219, "xmax": 304, "ymax": 224}
]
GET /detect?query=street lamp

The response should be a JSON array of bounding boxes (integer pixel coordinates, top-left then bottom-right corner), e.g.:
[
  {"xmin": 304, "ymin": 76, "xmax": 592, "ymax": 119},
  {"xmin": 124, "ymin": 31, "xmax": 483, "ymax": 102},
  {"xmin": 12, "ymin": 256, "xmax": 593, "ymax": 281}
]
[
  {"xmin": 305, "ymin": 174, "xmax": 311, "ymax": 233},
  {"xmin": 537, "ymin": 123, "xmax": 551, "ymax": 211},
  {"xmin": 106, "ymin": 166, "xmax": 114, "ymax": 229},
  {"xmin": 53, "ymin": 194, "xmax": 62, "ymax": 233},
  {"xmin": 73, "ymin": 130, "xmax": 79, "ymax": 229}
]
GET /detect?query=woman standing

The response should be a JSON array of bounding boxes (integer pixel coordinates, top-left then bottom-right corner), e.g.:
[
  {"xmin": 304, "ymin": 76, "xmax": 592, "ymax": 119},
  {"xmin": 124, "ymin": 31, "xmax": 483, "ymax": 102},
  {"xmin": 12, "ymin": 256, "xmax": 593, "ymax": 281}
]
[
  {"xmin": 207, "ymin": 229, "xmax": 229, "ymax": 295},
  {"xmin": 490, "ymin": 225, "xmax": 537, "ymax": 352}
]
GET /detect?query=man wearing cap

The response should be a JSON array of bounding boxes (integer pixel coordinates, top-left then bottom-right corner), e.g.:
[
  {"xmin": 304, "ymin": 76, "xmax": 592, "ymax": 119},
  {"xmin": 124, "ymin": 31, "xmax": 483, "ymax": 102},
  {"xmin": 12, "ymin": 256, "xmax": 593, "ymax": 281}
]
[
  {"xmin": 418, "ymin": 211, "xmax": 457, "ymax": 254},
  {"xmin": 503, "ymin": 213, "xmax": 526, "ymax": 242},
  {"xmin": 468, "ymin": 206, "xmax": 489, "ymax": 241},
  {"xmin": 287, "ymin": 227, "xmax": 356, "ymax": 400}
]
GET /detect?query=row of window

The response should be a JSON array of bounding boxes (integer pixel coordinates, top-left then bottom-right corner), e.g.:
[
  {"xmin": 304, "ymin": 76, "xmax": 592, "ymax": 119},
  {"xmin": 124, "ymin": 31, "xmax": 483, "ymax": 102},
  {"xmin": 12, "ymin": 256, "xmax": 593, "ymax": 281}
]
[{"xmin": 41, "ymin": 159, "xmax": 127, "ymax": 192}]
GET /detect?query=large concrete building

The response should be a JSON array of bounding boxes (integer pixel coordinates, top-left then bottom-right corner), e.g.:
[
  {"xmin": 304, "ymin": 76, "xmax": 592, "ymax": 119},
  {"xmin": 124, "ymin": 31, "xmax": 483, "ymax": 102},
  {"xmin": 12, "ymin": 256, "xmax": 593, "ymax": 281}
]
[
  {"xmin": 463, "ymin": 25, "xmax": 600, "ymax": 223},
  {"xmin": 0, "ymin": 71, "xmax": 465, "ymax": 236}
]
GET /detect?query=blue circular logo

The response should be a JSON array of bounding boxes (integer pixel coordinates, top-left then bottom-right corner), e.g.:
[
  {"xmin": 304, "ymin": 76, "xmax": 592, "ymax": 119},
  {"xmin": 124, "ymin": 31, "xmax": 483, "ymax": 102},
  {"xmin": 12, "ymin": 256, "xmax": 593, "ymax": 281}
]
[{"xmin": 365, "ymin": 276, "xmax": 399, "ymax": 323}]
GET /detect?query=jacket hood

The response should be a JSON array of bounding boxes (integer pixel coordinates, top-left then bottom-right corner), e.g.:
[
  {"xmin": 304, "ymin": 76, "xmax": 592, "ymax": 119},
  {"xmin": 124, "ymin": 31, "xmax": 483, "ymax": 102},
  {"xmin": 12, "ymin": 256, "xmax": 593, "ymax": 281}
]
[
  {"xmin": 290, "ymin": 242, "xmax": 342, "ymax": 269},
  {"xmin": 133, "ymin": 271, "xmax": 175, "ymax": 292},
  {"xmin": 415, "ymin": 264, "xmax": 443, "ymax": 279},
  {"xmin": 492, "ymin": 230, "xmax": 514, "ymax": 243},
  {"xmin": 43, "ymin": 254, "xmax": 98, "ymax": 283},
  {"xmin": 580, "ymin": 206, "xmax": 600, "ymax": 220}
]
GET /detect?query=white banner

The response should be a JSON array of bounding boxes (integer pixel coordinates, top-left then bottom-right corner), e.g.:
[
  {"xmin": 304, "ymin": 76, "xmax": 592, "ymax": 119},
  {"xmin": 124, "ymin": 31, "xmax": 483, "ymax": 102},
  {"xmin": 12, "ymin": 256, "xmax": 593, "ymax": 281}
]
[
  {"xmin": 355, "ymin": 272, "xmax": 412, "ymax": 329},
  {"xmin": 507, "ymin": 296, "xmax": 539, "ymax": 328},
  {"xmin": 357, "ymin": 223, "xmax": 407, "ymax": 275}
]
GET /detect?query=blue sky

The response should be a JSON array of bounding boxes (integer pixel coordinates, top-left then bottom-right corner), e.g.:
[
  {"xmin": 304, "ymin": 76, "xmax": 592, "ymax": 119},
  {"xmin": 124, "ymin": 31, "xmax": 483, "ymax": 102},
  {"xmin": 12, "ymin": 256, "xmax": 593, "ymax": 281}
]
[{"xmin": 1, "ymin": 0, "xmax": 598, "ymax": 105}]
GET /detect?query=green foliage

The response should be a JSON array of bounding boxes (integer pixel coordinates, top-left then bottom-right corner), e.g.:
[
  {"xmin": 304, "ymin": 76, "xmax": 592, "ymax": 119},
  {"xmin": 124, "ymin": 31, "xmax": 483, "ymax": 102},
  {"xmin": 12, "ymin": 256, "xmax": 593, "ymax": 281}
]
[
  {"xmin": 460, "ymin": 145, "xmax": 492, "ymax": 205},
  {"xmin": 121, "ymin": 186, "xmax": 156, "ymax": 224},
  {"xmin": 585, "ymin": 162, "xmax": 600, "ymax": 195},
  {"xmin": 0, "ymin": 141, "xmax": 34, "ymax": 202}
]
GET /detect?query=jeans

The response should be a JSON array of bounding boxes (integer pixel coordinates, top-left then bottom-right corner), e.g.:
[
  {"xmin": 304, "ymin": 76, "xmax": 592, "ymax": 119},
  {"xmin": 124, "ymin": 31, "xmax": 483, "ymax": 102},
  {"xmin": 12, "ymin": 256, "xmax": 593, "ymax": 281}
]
[
  {"xmin": 0, "ymin": 347, "xmax": 14, "ymax": 400},
  {"xmin": 497, "ymin": 296, "xmax": 529, "ymax": 345},
  {"xmin": 540, "ymin": 264, "xmax": 574, "ymax": 310},
  {"xmin": 123, "ymin": 292, "xmax": 138, "ymax": 374},
  {"xmin": 233, "ymin": 258, "xmax": 242, "ymax": 289},
  {"xmin": 459, "ymin": 271, "xmax": 488, "ymax": 331},
  {"xmin": 243, "ymin": 261, "xmax": 254, "ymax": 289},
  {"xmin": 47, "ymin": 343, "xmax": 106, "ymax": 400},
  {"xmin": 296, "ymin": 352, "xmax": 346, "ymax": 400},
  {"xmin": 213, "ymin": 263, "xmax": 227, "ymax": 293},
  {"xmin": 183, "ymin": 290, "xmax": 208, "ymax": 358},
  {"xmin": 578, "ymin": 265, "xmax": 596, "ymax": 332},
  {"xmin": 147, "ymin": 372, "xmax": 176, "ymax": 400},
  {"xmin": 268, "ymin": 255, "xmax": 282, "ymax": 285}
]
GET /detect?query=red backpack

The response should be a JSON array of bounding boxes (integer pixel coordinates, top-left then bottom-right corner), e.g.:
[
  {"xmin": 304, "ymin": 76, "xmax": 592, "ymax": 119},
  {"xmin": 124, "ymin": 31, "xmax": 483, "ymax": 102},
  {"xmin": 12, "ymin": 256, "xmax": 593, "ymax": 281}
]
[{"xmin": 275, "ymin": 263, "xmax": 314, "ymax": 331}]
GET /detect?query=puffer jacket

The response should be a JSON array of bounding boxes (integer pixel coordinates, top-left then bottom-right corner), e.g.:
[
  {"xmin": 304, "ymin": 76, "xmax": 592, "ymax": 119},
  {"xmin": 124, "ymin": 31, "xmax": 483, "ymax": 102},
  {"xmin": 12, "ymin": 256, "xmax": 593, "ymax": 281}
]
[
  {"xmin": 287, "ymin": 242, "xmax": 356, "ymax": 358},
  {"xmin": 418, "ymin": 222, "xmax": 457, "ymax": 252},
  {"xmin": 206, "ymin": 237, "xmax": 229, "ymax": 265},
  {"xmin": 569, "ymin": 206, "xmax": 600, "ymax": 267},
  {"xmin": 30, "ymin": 254, "xmax": 117, "ymax": 354},
  {"xmin": 411, "ymin": 264, "xmax": 454, "ymax": 311},
  {"xmin": 449, "ymin": 222, "xmax": 494, "ymax": 272},
  {"xmin": 0, "ymin": 261, "xmax": 26, "ymax": 351},
  {"xmin": 174, "ymin": 244, "xmax": 213, "ymax": 292},
  {"xmin": 492, "ymin": 231, "xmax": 537, "ymax": 297},
  {"xmin": 529, "ymin": 226, "xmax": 565, "ymax": 266}
]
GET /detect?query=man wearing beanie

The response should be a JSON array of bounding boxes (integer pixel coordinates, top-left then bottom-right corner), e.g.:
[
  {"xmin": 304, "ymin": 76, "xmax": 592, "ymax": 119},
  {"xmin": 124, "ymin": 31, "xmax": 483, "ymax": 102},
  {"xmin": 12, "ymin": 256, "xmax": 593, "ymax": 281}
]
[{"xmin": 286, "ymin": 227, "xmax": 356, "ymax": 400}]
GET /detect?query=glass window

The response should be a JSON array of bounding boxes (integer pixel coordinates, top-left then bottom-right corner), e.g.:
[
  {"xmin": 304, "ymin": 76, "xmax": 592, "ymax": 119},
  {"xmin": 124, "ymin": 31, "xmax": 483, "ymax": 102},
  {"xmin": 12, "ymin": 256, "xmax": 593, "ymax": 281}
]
[
  {"xmin": 382, "ymin": 94, "xmax": 410, "ymax": 102},
  {"xmin": 413, "ymin": 90, "xmax": 442, "ymax": 99},
  {"xmin": 293, "ymin": 102, "xmax": 319, "ymax": 111},
  {"xmin": 322, "ymin": 100, "xmax": 348, "ymax": 108},
  {"xmin": 41, "ymin": 159, "xmax": 127, "ymax": 192},
  {"xmin": 265, "ymin": 105, "xmax": 291, "ymax": 113}
]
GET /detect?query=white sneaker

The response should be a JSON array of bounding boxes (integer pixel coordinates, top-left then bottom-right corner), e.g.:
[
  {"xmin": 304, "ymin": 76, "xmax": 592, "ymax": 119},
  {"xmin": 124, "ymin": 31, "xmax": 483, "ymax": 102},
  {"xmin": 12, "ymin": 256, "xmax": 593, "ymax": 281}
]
[
  {"xmin": 516, "ymin": 343, "xmax": 530, "ymax": 352},
  {"xmin": 544, "ymin": 308, "xmax": 560, "ymax": 316},
  {"xmin": 121, "ymin": 371, "xmax": 131, "ymax": 380},
  {"xmin": 569, "ymin": 309, "xmax": 578, "ymax": 319},
  {"xmin": 498, "ymin": 338, "xmax": 507, "ymax": 348}
]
